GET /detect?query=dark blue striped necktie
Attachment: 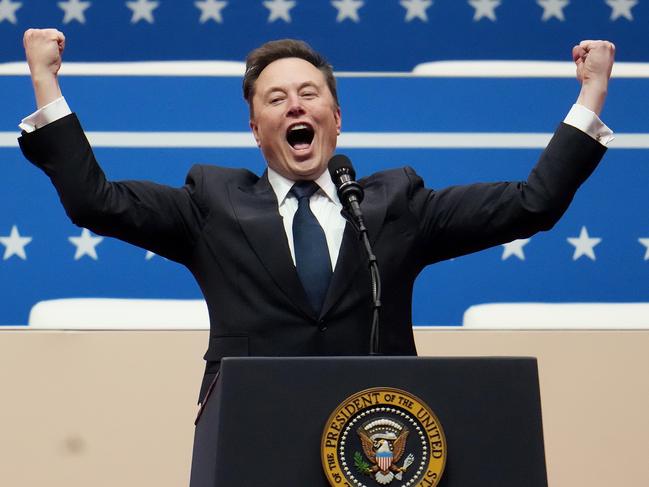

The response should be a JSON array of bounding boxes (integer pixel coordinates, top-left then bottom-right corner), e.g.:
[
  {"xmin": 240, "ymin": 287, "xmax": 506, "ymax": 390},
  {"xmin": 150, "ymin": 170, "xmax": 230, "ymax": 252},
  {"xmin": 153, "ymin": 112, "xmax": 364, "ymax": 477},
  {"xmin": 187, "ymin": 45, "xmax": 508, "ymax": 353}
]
[{"xmin": 290, "ymin": 181, "xmax": 332, "ymax": 314}]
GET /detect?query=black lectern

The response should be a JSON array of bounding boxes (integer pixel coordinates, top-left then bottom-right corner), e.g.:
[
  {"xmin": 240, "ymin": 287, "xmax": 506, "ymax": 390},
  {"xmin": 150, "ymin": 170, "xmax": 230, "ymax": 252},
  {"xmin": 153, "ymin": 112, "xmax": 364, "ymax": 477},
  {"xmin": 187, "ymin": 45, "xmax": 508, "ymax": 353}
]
[{"xmin": 190, "ymin": 357, "xmax": 547, "ymax": 487}]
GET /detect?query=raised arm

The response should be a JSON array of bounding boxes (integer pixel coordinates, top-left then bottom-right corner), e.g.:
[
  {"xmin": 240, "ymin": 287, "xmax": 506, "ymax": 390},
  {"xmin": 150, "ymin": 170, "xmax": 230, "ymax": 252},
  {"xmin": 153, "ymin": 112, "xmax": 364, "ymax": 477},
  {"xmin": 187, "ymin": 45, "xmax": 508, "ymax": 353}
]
[
  {"xmin": 19, "ymin": 29, "xmax": 206, "ymax": 264},
  {"xmin": 408, "ymin": 40, "xmax": 615, "ymax": 264}
]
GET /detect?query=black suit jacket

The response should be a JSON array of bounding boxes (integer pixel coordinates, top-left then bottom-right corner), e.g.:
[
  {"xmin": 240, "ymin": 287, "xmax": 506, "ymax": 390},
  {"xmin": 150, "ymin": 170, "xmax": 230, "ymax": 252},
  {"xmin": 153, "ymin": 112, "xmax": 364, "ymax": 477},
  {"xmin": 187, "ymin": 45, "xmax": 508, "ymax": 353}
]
[{"xmin": 19, "ymin": 114, "xmax": 606, "ymax": 401}]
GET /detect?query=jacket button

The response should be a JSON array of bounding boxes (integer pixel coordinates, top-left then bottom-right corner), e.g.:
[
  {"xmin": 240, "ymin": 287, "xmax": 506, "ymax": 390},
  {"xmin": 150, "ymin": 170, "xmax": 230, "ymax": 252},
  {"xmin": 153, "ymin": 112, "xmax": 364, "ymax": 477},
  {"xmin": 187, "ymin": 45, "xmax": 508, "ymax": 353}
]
[{"xmin": 318, "ymin": 320, "xmax": 327, "ymax": 332}]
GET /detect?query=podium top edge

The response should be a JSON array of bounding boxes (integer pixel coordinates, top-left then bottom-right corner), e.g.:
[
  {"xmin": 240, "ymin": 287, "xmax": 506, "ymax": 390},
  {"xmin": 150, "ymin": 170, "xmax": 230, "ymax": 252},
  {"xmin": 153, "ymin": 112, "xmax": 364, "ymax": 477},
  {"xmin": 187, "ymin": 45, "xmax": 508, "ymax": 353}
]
[{"xmin": 219, "ymin": 356, "xmax": 538, "ymax": 363}]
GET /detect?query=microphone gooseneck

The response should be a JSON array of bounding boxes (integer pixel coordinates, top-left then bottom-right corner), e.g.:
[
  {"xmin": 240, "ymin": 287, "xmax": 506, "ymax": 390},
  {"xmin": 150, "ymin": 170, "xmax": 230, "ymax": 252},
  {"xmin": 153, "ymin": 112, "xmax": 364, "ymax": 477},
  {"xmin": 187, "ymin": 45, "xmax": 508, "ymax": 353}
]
[{"xmin": 328, "ymin": 154, "xmax": 381, "ymax": 356}]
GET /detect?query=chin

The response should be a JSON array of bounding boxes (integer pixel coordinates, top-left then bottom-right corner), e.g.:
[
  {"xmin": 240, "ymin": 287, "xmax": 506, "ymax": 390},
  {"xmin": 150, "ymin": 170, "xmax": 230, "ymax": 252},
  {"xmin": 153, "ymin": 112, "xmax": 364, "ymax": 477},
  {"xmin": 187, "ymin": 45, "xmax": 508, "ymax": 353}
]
[{"xmin": 289, "ymin": 159, "xmax": 323, "ymax": 177}]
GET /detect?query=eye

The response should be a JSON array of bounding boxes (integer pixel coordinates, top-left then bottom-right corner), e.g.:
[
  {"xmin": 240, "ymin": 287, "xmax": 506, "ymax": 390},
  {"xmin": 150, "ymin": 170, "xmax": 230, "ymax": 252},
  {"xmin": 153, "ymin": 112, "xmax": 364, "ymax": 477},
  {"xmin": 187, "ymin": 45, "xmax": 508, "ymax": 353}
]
[
  {"xmin": 301, "ymin": 91, "xmax": 317, "ymax": 99},
  {"xmin": 269, "ymin": 94, "xmax": 285, "ymax": 105}
]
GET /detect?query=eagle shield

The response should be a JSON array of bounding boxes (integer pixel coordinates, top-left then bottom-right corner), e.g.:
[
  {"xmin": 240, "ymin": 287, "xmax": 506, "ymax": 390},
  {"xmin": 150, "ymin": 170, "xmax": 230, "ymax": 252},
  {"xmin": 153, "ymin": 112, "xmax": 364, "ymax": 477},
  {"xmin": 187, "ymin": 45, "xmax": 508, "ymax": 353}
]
[{"xmin": 357, "ymin": 418, "xmax": 411, "ymax": 485}]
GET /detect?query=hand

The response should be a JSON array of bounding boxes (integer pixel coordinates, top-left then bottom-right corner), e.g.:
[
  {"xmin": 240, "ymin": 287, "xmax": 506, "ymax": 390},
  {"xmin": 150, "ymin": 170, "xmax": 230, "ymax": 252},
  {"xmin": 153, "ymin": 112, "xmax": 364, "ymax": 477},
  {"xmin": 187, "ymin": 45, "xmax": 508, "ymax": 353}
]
[
  {"xmin": 572, "ymin": 40, "xmax": 615, "ymax": 116},
  {"xmin": 23, "ymin": 29, "xmax": 65, "ymax": 109},
  {"xmin": 24, "ymin": 28, "xmax": 65, "ymax": 79}
]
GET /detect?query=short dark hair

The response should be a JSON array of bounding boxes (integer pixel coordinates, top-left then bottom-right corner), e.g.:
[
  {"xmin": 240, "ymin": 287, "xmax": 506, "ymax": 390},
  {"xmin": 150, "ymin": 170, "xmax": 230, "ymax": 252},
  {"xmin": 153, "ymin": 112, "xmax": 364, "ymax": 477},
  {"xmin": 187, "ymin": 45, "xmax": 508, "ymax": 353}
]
[{"xmin": 243, "ymin": 39, "xmax": 339, "ymax": 114}]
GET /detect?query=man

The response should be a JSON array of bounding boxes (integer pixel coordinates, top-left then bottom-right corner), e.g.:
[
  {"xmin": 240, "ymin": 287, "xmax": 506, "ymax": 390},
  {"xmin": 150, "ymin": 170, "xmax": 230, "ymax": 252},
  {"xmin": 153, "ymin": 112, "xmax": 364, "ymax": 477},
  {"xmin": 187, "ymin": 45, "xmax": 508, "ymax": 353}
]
[{"xmin": 19, "ymin": 30, "xmax": 615, "ymax": 403}]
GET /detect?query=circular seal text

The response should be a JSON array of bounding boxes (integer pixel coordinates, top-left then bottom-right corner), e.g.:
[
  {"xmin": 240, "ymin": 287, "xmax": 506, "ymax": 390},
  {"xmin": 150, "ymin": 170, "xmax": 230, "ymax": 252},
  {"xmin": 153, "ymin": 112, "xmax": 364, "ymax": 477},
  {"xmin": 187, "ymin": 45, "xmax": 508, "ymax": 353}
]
[{"xmin": 321, "ymin": 387, "xmax": 447, "ymax": 487}]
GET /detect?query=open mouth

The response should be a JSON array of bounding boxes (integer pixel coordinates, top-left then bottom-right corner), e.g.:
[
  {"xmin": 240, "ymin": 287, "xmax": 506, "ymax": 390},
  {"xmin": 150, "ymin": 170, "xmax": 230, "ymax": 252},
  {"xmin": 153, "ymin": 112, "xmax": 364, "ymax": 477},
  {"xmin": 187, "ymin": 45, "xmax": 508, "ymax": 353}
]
[{"xmin": 286, "ymin": 123, "xmax": 315, "ymax": 151}]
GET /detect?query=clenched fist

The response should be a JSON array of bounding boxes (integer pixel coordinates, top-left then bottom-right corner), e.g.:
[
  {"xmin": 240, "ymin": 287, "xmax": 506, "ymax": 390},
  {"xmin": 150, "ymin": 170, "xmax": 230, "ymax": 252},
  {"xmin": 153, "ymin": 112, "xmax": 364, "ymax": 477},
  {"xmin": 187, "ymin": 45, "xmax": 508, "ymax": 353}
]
[
  {"xmin": 573, "ymin": 40, "xmax": 615, "ymax": 85},
  {"xmin": 23, "ymin": 29, "xmax": 65, "ymax": 109},
  {"xmin": 24, "ymin": 28, "xmax": 65, "ymax": 78},
  {"xmin": 572, "ymin": 40, "xmax": 615, "ymax": 116}
]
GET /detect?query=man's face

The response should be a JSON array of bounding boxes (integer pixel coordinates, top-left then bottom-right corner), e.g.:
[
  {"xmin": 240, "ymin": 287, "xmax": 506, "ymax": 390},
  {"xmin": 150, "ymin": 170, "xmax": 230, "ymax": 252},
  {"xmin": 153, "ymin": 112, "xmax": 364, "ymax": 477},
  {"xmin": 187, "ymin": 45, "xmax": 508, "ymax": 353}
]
[{"xmin": 249, "ymin": 57, "xmax": 342, "ymax": 181}]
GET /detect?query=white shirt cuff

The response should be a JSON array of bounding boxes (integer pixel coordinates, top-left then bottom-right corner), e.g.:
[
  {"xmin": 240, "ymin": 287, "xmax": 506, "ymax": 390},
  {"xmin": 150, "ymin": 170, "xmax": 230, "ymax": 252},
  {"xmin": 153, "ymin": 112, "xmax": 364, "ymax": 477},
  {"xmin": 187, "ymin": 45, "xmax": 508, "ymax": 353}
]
[
  {"xmin": 563, "ymin": 104, "xmax": 614, "ymax": 146},
  {"xmin": 19, "ymin": 97, "xmax": 72, "ymax": 133}
]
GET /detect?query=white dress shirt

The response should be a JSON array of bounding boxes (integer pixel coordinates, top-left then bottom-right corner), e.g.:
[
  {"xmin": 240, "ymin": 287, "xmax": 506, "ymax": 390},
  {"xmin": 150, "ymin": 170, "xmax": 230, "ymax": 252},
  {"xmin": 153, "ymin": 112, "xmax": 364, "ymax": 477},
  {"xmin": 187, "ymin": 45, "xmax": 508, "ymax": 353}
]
[{"xmin": 267, "ymin": 167, "xmax": 346, "ymax": 269}]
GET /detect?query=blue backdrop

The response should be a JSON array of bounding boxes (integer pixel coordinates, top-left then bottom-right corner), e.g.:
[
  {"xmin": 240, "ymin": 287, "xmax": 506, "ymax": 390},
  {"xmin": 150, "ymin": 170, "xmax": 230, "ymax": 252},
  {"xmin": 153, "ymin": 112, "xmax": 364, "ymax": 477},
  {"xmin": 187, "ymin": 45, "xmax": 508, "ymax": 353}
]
[
  {"xmin": 1, "ymin": 74, "xmax": 647, "ymax": 326},
  {"xmin": 0, "ymin": 0, "xmax": 647, "ymax": 69},
  {"xmin": 1, "ymin": 0, "xmax": 647, "ymax": 326}
]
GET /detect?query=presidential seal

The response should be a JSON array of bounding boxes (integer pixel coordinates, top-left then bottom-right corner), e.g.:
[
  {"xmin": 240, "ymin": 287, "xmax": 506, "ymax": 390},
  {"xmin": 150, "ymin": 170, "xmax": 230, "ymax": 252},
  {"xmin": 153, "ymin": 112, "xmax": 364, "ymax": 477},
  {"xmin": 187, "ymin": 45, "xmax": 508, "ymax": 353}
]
[{"xmin": 321, "ymin": 387, "xmax": 446, "ymax": 487}]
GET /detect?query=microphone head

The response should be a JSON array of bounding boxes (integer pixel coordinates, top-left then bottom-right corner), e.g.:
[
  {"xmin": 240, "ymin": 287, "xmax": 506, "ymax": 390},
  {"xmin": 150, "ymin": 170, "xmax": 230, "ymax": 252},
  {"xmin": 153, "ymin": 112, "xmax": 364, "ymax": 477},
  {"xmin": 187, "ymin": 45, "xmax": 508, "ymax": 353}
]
[
  {"xmin": 328, "ymin": 154, "xmax": 363, "ymax": 206},
  {"xmin": 328, "ymin": 154, "xmax": 356, "ymax": 181}
]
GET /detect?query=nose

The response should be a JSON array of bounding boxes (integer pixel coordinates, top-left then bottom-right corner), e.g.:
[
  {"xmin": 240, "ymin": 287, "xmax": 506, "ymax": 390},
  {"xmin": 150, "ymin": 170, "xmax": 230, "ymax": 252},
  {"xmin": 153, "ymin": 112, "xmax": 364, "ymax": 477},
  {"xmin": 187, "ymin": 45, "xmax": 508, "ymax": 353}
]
[{"xmin": 286, "ymin": 94, "xmax": 305, "ymax": 117}]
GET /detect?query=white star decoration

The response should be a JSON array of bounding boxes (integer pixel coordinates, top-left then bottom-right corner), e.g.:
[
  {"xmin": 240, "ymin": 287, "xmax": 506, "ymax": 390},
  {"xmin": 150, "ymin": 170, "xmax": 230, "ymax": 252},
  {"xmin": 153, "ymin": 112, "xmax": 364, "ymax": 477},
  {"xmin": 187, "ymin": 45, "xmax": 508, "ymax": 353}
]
[
  {"xmin": 639, "ymin": 238, "xmax": 649, "ymax": 261},
  {"xmin": 69, "ymin": 228, "xmax": 103, "ymax": 260},
  {"xmin": 58, "ymin": 0, "xmax": 91, "ymax": 24},
  {"xmin": 0, "ymin": 0, "xmax": 21, "ymax": 24},
  {"xmin": 126, "ymin": 0, "xmax": 159, "ymax": 24},
  {"xmin": 331, "ymin": 0, "xmax": 364, "ymax": 23},
  {"xmin": 501, "ymin": 238, "xmax": 530, "ymax": 261},
  {"xmin": 195, "ymin": 0, "xmax": 227, "ymax": 23},
  {"xmin": 606, "ymin": 0, "xmax": 637, "ymax": 21},
  {"xmin": 0, "ymin": 1, "xmax": 642, "ymax": 25},
  {"xmin": 469, "ymin": 0, "xmax": 500, "ymax": 21},
  {"xmin": 264, "ymin": 0, "xmax": 295, "ymax": 22},
  {"xmin": 400, "ymin": 0, "xmax": 433, "ymax": 22},
  {"xmin": 567, "ymin": 226, "xmax": 601, "ymax": 261},
  {"xmin": 537, "ymin": 0, "xmax": 569, "ymax": 21},
  {"xmin": 0, "ymin": 226, "xmax": 32, "ymax": 260}
]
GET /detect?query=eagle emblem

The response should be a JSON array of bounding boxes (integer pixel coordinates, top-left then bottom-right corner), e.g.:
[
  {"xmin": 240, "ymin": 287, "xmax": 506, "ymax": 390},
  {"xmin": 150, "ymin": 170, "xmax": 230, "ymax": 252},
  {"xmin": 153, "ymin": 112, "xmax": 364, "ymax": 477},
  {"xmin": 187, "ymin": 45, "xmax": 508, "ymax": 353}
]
[{"xmin": 356, "ymin": 418, "xmax": 415, "ymax": 485}]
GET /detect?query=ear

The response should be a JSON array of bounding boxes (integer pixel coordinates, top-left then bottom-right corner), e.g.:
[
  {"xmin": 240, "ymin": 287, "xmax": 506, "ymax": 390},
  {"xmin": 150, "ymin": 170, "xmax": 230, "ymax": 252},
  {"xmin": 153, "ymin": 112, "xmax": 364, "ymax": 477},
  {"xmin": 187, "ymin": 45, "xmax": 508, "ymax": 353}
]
[
  {"xmin": 334, "ymin": 106, "xmax": 342, "ymax": 136},
  {"xmin": 249, "ymin": 119, "xmax": 261, "ymax": 147}
]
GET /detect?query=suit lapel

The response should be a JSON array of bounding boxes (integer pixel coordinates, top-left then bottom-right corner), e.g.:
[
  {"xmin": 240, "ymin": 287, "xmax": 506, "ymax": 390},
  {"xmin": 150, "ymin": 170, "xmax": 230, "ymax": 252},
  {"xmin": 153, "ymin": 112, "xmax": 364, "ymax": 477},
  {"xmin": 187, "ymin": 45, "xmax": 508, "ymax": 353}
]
[
  {"xmin": 229, "ymin": 172, "xmax": 315, "ymax": 319},
  {"xmin": 319, "ymin": 181, "xmax": 387, "ymax": 318}
]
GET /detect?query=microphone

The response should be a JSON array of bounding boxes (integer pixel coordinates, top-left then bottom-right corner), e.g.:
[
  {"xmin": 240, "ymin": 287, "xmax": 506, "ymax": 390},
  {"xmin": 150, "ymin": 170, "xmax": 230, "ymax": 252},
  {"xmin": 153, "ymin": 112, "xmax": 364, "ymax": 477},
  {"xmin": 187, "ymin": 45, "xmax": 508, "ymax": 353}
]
[
  {"xmin": 328, "ymin": 154, "xmax": 364, "ymax": 221},
  {"xmin": 328, "ymin": 154, "xmax": 381, "ymax": 356}
]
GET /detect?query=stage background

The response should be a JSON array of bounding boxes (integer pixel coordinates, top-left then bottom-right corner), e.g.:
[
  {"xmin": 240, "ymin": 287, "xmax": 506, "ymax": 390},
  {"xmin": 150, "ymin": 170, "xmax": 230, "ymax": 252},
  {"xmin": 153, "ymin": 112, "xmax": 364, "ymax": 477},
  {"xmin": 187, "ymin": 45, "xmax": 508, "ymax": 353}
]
[
  {"xmin": 0, "ymin": 0, "xmax": 647, "ymax": 69},
  {"xmin": 1, "ymin": 1, "xmax": 648, "ymax": 326}
]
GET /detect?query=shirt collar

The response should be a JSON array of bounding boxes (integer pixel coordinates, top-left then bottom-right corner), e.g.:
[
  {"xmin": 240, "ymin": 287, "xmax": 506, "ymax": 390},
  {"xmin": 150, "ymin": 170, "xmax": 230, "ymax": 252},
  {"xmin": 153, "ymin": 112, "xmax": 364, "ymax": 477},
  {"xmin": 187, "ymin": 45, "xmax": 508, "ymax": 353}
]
[{"xmin": 267, "ymin": 167, "xmax": 341, "ymax": 207}]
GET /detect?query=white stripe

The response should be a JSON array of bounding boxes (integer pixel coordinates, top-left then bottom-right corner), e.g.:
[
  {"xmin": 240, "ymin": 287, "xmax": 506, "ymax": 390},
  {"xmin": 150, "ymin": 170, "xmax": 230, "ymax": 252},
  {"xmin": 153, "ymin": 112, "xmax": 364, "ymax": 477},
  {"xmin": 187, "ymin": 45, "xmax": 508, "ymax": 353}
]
[
  {"xmin": 410, "ymin": 61, "xmax": 649, "ymax": 78},
  {"xmin": 0, "ymin": 61, "xmax": 246, "ymax": 76},
  {"xmin": 2, "ymin": 61, "xmax": 649, "ymax": 78},
  {"xmin": 2, "ymin": 132, "xmax": 649, "ymax": 149},
  {"xmin": 87, "ymin": 131, "xmax": 257, "ymax": 147},
  {"xmin": 339, "ymin": 133, "xmax": 554, "ymax": 148}
]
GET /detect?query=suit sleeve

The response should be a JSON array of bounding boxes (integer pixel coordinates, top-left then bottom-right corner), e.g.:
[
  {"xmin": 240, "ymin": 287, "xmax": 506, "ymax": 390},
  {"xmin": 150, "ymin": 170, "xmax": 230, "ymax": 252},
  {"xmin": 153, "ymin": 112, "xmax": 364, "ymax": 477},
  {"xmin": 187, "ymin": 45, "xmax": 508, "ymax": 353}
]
[
  {"xmin": 407, "ymin": 123, "xmax": 607, "ymax": 264},
  {"xmin": 18, "ymin": 113, "xmax": 206, "ymax": 264}
]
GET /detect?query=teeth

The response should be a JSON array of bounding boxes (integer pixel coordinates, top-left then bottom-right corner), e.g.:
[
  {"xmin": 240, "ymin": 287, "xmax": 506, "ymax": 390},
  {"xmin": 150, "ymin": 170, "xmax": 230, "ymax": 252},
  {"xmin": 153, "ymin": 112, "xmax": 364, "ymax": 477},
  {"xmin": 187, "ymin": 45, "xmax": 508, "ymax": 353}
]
[{"xmin": 289, "ymin": 123, "xmax": 309, "ymax": 132}]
